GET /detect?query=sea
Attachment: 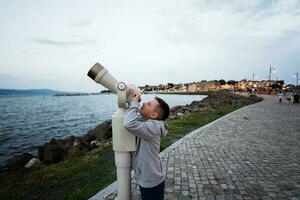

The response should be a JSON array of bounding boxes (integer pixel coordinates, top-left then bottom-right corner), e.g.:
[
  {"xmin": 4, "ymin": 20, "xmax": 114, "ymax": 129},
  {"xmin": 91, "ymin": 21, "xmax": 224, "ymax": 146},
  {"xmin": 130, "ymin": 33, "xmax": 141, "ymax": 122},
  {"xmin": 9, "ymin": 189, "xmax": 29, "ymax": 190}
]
[{"xmin": 0, "ymin": 94, "xmax": 206, "ymax": 168}]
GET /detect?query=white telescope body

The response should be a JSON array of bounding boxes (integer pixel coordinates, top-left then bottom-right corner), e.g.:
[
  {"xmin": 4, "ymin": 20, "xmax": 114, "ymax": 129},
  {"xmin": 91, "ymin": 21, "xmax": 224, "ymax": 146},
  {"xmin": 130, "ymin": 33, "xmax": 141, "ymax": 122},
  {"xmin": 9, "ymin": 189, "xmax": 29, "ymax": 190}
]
[
  {"xmin": 88, "ymin": 62, "xmax": 138, "ymax": 200},
  {"xmin": 87, "ymin": 63, "xmax": 138, "ymax": 151},
  {"xmin": 88, "ymin": 63, "xmax": 140, "ymax": 109}
]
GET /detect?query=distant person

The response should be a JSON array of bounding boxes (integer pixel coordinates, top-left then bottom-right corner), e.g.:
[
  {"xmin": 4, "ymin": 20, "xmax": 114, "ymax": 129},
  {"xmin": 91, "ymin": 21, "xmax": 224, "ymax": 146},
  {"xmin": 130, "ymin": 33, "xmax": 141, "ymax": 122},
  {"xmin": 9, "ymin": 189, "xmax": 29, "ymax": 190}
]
[
  {"xmin": 293, "ymin": 92, "xmax": 299, "ymax": 104},
  {"xmin": 286, "ymin": 91, "xmax": 293, "ymax": 104},
  {"xmin": 278, "ymin": 91, "xmax": 284, "ymax": 103},
  {"xmin": 123, "ymin": 92, "xmax": 170, "ymax": 200}
]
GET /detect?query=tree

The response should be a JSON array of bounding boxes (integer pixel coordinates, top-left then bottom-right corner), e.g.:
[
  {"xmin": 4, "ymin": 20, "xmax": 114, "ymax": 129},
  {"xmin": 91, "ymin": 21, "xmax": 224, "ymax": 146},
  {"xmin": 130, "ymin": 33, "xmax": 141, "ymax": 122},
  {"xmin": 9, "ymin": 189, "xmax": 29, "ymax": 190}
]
[
  {"xmin": 227, "ymin": 80, "xmax": 237, "ymax": 85},
  {"xmin": 167, "ymin": 83, "xmax": 174, "ymax": 89},
  {"xmin": 219, "ymin": 79, "xmax": 226, "ymax": 85}
]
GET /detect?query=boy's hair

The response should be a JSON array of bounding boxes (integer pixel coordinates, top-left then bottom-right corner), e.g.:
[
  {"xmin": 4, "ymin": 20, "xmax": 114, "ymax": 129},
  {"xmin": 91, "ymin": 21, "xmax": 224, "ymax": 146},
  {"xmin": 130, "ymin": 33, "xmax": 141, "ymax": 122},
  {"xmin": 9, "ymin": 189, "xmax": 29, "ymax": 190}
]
[{"xmin": 155, "ymin": 97, "xmax": 170, "ymax": 121}]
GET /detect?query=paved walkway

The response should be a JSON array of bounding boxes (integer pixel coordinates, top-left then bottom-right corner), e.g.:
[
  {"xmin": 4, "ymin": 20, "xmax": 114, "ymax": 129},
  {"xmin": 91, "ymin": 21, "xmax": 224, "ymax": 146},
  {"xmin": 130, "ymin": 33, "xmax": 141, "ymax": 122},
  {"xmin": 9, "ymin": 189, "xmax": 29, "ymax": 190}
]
[{"xmin": 92, "ymin": 95, "xmax": 300, "ymax": 200}]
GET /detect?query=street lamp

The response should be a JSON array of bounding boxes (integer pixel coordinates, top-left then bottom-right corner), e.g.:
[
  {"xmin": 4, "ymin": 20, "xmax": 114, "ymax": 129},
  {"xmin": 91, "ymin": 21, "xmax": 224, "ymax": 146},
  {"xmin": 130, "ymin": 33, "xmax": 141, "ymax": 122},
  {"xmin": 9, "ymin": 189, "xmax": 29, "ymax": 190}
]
[
  {"xmin": 252, "ymin": 73, "xmax": 258, "ymax": 81},
  {"xmin": 269, "ymin": 65, "xmax": 276, "ymax": 80},
  {"xmin": 293, "ymin": 72, "xmax": 299, "ymax": 86}
]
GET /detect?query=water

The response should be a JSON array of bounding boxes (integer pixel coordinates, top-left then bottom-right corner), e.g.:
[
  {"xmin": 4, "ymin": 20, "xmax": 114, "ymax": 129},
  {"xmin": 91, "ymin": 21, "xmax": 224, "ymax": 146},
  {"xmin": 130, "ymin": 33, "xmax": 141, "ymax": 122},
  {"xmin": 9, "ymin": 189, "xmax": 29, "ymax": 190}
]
[{"xmin": 0, "ymin": 94, "xmax": 206, "ymax": 168}]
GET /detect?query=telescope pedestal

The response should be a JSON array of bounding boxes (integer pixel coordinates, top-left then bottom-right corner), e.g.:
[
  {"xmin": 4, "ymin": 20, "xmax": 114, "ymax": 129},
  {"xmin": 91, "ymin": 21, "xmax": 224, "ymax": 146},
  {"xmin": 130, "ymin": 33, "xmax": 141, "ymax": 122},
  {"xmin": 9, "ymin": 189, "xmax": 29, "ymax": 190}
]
[
  {"xmin": 112, "ymin": 108, "xmax": 135, "ymax": 200},
  {"xmin": 115, "ymin": 151, "xmax": 131, "ymax": 200}
]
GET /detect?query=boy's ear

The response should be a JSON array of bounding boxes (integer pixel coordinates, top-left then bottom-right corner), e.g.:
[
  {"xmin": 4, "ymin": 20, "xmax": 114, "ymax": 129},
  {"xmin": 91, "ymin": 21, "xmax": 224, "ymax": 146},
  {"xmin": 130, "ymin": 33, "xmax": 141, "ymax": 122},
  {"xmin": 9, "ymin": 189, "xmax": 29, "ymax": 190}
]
[{"xmin": 150, "ymin": 111, "xmax": 159, "ymax": 119}]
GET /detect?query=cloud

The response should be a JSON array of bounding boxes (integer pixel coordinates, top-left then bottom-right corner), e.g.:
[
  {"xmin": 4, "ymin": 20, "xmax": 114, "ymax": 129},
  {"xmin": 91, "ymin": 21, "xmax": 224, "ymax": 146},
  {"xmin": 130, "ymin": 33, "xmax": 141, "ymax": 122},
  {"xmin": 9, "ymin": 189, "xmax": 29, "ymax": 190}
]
[
  {"xmin": 1, "ymin": 0, "xmax": 300, "ymax": 90},
  {"xmin": 32, "ymin": 38, "xmax": 97, "ymax": 47}
]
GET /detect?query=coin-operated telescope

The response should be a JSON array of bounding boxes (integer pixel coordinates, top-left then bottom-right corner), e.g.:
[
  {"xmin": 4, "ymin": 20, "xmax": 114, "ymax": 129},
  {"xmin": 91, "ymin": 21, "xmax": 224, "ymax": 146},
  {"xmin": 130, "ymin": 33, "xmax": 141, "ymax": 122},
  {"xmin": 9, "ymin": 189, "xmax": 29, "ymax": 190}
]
[{"xmin": 88, "ymin": 63, "xmax": 140, "ymax": 200}]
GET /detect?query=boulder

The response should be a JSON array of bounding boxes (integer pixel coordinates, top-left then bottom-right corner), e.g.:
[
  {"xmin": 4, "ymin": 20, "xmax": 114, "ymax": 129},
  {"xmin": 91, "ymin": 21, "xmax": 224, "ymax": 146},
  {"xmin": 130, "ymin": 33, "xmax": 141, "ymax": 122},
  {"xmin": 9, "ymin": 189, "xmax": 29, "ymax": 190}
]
[
  {"xmin": 86, "ymin": 120, "xmax": 112, "ymax": 142},
  {"xmin": 170, "ymin": 106, "xmax": 185, "ymax": 116},
  {"xmin": 170, "ymin": 105, "xmax": 182, "ymax": 111},
  {"xmin": 38, "ymin": 139, "xmax": 69, "ymax": 165},
  {"xmin": 25, "ymin": 158, "xmax": 42, "ymax": 168},
  {"xmin": 74, "ymin": 138, "xmax": 80, "ymax": 146},
  {"xmin": 176, "ymin": 112, "xmax": 184, "ymax": 117},
  {"xmin": 68, "ymin": 145, "xmax": 82, "ymax": 158},
  {"xmin": 90, "ymin": 140, "xmax": 102, "ymax": 149},
  {"xmin": 190, "ymin": 101, "xmax": 202, "ymax": 107},
  {"xmin": 184, "ymin": 110, "xmax": 190, "ymax": 115},
  {"xmin": 6, "ymin": 153, "xmax": 34, "ymax": 170},
  {"xmin": 169, "ymin": 115, "xmax": 176, "ymax": 119}
]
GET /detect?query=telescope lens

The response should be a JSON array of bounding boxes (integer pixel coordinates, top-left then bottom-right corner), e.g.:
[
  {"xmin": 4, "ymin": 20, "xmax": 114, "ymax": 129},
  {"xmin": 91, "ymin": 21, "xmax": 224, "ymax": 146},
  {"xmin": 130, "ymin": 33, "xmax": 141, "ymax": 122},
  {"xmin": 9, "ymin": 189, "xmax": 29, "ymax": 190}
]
[{"xmin": 87, "ymin": 63, "xmax": 104, "ymax": 80}]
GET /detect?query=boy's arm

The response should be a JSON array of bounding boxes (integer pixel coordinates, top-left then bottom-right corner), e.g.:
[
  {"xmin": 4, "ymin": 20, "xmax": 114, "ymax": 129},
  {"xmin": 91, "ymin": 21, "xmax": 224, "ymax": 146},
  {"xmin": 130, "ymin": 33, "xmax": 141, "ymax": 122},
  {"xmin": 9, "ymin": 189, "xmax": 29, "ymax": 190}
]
[{"xmin": 123, "ymin": 101, "xmax": 160, "ymax": 140}]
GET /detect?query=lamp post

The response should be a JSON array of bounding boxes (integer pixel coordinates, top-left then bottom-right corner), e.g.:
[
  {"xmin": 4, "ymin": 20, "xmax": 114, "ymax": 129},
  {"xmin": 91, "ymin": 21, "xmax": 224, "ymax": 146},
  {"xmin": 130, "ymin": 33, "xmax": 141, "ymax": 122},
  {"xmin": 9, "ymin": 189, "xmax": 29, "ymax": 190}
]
[
  {"xmin": 252, "ymin": 73, "xmax": 258, "ymax": 81},
  {"xmin": 269, "ymin": 65, "xmax": 276, "ymax": 80},
  {"xmin": 294, "ymin": 72, "xmax": 299, "ymax": 86}
]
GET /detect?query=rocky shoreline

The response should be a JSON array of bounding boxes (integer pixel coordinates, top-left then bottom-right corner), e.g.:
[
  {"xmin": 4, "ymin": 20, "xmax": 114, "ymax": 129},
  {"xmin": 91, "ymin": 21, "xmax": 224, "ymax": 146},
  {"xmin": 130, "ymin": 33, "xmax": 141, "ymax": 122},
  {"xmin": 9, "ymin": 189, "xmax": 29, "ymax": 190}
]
[{"xmin": 5, "ymin": 91, "xmax": 251, "ymax": 172}]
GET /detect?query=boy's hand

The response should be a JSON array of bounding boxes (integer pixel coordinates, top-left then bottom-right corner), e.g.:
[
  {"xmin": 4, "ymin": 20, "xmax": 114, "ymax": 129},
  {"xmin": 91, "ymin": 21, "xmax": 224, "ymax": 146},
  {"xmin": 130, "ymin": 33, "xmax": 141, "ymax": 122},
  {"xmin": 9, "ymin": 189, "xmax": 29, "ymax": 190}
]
[{"xmin": 132, "ymin": 91, "xmax": 141, "ymax": 102}]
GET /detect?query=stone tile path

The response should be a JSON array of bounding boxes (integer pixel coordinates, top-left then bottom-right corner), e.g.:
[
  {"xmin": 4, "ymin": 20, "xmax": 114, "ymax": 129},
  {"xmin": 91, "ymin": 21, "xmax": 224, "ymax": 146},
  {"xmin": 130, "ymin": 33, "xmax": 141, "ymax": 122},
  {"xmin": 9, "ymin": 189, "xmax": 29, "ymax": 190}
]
[{"xmin": 92, "ymin": 95, "xmax": 300, "ymax": 200}]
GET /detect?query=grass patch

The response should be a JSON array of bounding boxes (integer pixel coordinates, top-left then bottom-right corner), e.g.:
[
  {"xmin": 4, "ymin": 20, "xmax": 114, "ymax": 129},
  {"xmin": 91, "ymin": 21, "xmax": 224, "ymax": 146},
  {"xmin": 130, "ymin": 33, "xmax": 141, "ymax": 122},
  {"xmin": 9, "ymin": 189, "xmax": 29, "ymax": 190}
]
[
  {"xmin": 0, "ymin": 146, "xmax": 116, "ymax": 200},
  {"xmin": 0, "ymin": 93, "xmax": 262, "ymax": 200}
]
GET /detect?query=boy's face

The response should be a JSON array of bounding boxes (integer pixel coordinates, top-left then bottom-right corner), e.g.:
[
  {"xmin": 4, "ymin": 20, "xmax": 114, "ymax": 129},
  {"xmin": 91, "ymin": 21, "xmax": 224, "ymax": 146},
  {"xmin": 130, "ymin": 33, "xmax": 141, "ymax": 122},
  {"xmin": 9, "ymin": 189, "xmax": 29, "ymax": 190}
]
[{"xmin": 139, "ymin": 99, "xmax": 159, "ymax": 120}]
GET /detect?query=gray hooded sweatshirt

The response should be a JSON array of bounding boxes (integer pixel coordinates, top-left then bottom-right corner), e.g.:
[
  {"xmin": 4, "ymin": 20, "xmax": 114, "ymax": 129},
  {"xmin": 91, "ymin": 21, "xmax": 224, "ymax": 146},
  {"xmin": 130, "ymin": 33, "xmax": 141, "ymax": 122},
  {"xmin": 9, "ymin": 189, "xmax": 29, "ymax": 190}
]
[{"xmin": 123, "ymin": 101, "xmax": 167, "ymax": 188}]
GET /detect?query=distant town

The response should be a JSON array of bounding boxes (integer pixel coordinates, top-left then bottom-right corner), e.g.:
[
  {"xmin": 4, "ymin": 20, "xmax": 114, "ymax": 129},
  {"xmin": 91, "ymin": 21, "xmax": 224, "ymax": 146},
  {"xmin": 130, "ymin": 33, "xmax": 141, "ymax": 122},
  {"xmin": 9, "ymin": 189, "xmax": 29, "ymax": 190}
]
[
  {"xmin": 133, "ymin": 79, "xmax": 298, "ymax": 95},
  {"xmin": 94, "ymin": 79, "xmax": 299, "ymax": 96}
]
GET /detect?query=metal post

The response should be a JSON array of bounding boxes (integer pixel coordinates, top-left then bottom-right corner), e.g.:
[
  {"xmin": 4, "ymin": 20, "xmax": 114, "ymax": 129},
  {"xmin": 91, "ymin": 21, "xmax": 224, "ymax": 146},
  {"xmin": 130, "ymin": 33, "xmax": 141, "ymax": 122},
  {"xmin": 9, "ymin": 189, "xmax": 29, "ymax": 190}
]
[
  {"xmin": 115, "ymin": 151, "xmax": 131, "ymax": 200},
  {"xmin": 269, "ymin": 65, "xmax": 272, "ymax": 81}
]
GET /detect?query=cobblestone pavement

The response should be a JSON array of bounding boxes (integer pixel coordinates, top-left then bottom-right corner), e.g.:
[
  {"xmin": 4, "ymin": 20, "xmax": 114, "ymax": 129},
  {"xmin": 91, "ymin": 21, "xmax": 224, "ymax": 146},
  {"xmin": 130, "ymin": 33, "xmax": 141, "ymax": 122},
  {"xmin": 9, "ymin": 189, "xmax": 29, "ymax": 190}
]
[{"xmin": 130, "ymin": 96, "xmax": 300, "ymax": 200}]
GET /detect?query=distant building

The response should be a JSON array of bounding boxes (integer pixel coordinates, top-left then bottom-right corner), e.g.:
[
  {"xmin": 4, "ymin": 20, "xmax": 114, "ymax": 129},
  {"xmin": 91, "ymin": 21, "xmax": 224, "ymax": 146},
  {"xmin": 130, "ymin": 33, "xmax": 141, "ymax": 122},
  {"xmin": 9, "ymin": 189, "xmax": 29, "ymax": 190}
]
[
  {"xmin": 186, "ymin": 81, "xmax": 220, "ymax": 92},
  {"xmin": 141, "ymin": 79, "xmax": 285, "ymax": 94}
]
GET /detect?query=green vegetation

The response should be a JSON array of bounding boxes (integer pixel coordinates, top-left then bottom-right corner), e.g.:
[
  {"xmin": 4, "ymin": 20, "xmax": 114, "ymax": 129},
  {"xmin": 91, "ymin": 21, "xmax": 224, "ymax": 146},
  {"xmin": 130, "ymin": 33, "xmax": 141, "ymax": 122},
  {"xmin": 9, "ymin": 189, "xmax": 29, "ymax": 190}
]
[
  {"xmin": 0, "ymin": 93, "xmax": 262, "ymax": 200},
  {"xmin": 0, "ymin": 147, "xmax": 116, "ymax": 200}
]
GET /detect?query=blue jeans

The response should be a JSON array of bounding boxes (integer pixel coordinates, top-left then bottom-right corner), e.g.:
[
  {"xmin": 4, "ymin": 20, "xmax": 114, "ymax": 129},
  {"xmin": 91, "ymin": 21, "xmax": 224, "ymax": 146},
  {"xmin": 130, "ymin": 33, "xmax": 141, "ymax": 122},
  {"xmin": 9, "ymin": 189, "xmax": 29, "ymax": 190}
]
[{"xmin": 139, "ymin": 180, "xmax": 165, "ymax": 200}]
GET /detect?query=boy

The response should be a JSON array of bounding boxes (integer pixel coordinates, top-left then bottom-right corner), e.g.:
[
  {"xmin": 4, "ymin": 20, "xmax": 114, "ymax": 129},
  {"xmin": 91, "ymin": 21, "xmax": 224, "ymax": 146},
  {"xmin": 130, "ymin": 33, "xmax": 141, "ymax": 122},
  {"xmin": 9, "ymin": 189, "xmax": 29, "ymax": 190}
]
[{"xmin": 123, "ymin": 92, "xmax": 170, "ymax": 200}]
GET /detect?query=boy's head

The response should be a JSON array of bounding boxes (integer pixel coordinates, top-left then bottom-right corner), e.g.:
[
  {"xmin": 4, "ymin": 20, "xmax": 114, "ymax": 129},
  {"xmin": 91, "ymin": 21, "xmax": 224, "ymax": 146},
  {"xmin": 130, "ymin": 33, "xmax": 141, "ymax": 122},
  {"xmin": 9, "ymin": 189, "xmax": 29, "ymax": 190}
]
[{"xmin": 139, "ymin": 97, "xmax": 170, "ymax": 121}]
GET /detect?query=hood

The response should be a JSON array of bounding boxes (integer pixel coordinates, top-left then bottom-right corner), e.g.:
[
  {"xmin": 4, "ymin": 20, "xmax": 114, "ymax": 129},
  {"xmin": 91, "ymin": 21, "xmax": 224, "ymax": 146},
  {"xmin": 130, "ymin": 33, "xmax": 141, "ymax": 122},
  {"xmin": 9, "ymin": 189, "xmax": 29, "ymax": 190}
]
[{"xmin": 159, "ymin": 121, "xmax": 168, "ymax": 137}]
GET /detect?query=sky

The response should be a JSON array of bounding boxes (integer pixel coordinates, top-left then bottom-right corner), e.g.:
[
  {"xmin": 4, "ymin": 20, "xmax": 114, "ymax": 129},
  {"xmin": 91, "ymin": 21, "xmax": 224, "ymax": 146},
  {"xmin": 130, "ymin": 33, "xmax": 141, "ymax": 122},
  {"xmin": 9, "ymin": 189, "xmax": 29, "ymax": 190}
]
[{"xmin": 0, "ymin": 0, "xmax": 300, "ymax": 92}]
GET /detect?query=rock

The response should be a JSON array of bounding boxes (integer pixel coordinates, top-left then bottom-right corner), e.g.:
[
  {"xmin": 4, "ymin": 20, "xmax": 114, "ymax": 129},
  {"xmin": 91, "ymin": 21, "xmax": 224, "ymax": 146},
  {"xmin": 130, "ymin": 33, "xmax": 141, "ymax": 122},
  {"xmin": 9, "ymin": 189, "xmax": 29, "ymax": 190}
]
[
  {"xmin": 6, "ymin": 153, "xmax": 34, "ymax": 170},
  {"xmin": 38, "ymin": 139, "xmax": 69, "ymax": 165},
  {"xmin": 184, "ymin": 110, "xmax": 190, "ymax": 115},
  {"xmin": 190, "ymin": 101, "xmax": 202, "ymax": 107},
  {"xmin": 68, "ymin": 145, "xmax": 81, "ymax": 158},
  {"xmin": 86, "ymin": 120, "xmax": 112, "ymax": 143},
  {"xmin": 25, "ymin": 158, "xmax": 42, "ymax": 168},
  {"xmin": 176, "ymin": 112, "xmax": 184, "ymax": 117},
  {"xmin": 191, "ymin": 108, "xmax": 199, "ymax": 112},
  {"xmin": 170, "ymin": 105, "xmax": 182, "ymax": 112},
  {"xmin": 169, "ymin": 115, "xmax": 176, "ymax": 119},
  {"xmin": 102, "ymin": 139, "xmax": 112, "ymax": 148},
  {"xmin": 171, "ymin": 106, "xmax": 185, "ymax": 116},
  {"xmin": 90, "ymin": 140, "xmax": 102, "ymax": 149},
  {"xmin": 73, "ymin": 138, "xmax": 80, "ymax": 147},
  {"xmin": 90, "ymin": 140, "xmax": 97, "ymax": 147}
]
